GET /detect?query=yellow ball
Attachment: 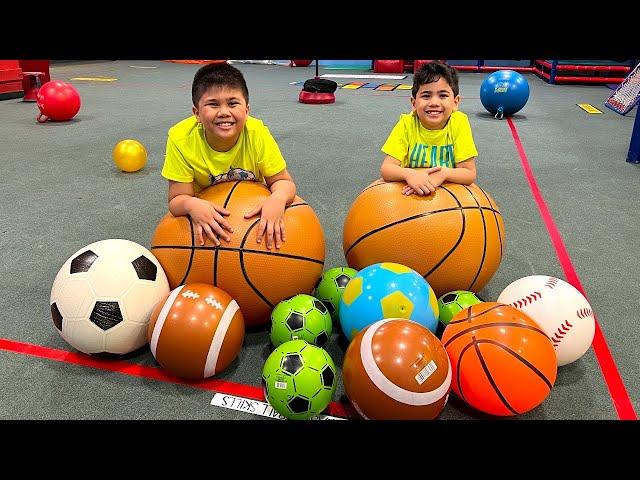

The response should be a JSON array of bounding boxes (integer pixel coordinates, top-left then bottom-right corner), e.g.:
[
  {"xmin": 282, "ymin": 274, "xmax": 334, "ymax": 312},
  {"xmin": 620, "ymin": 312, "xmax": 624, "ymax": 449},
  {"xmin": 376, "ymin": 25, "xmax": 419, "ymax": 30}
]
[{"xmin": 113, "ymin": 139, "xmax": 147, "ymax": 172}]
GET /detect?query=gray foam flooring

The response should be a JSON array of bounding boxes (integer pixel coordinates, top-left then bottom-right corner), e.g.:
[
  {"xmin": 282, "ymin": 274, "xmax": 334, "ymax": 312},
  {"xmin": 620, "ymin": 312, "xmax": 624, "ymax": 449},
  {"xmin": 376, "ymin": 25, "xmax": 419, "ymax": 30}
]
[{"xmin": 0, "ymin": 61, "xmax": 637, "ymax": 420}]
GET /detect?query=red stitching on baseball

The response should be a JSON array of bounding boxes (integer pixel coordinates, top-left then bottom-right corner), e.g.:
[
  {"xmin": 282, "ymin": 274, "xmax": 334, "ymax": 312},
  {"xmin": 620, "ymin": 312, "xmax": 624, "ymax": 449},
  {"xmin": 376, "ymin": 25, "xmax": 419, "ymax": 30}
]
[
  {"xmin": 545, "ymin": 277, "xmax": 559, "ymax": 289},
  {"xmin": 577, "ymin": 308, "xmax": 592, "ymax": 319},
  {"xmin": 552, "ymin": 320, "xmax": 573, "ymax": 345},
  {"xmin": 510, "ymin": 291, "xmax": 542, "ymax": 308}
]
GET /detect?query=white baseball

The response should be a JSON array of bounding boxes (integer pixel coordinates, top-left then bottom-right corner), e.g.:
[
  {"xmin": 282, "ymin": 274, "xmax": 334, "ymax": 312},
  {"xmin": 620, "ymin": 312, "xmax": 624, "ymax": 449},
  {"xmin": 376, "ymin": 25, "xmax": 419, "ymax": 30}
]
[{"xmin": 497, "ymin": 275, "xmax": 595, "ymax": 366}]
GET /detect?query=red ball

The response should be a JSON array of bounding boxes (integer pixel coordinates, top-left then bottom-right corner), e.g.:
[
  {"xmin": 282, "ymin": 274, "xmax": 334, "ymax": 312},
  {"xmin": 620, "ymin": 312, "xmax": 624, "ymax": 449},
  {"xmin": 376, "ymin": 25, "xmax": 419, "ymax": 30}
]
[
  {"xmin": 342, "ymin": 318, "xmax": 451, "ymax": 419},
  {"xmin": 36, "ymin": 81, "xmax": 81, "ymax": 122},
  {"xmin": 147, "ymin": 283, "xmax": 245, "ymax": 379}
]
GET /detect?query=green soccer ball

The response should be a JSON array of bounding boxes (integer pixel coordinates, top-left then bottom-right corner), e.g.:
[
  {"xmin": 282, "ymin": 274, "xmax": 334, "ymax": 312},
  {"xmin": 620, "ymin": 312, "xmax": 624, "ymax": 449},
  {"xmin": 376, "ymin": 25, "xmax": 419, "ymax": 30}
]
[
  {"xmin": 270, "ymin": 294, "xmax": 332, "ymax": 347},
  {"xmin": 313, "ymin": 266, "xmax": 358, "ymax": 321},
  {"xmin": 437, "ymin": 290, "xmax": 484, "ymax": 337},
  {"xmin": 262, "ymin": 339, "xmax": 337, "ymax": 420}
]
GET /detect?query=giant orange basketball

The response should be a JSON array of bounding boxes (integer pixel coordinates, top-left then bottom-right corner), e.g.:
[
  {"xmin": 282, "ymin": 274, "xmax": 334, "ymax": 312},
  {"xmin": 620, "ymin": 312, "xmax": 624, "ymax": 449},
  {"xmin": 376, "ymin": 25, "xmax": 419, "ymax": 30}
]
[
  {"xmin": 441, "ymin": 302, "xmax": 557, "ymax": 416},
  {"xmin": 150, "ymin": 181, "xmax": 325, "ymax": 327},
  {"xmin": 342, "ymin": 180, "xmax": 505, "ymax": 297}
]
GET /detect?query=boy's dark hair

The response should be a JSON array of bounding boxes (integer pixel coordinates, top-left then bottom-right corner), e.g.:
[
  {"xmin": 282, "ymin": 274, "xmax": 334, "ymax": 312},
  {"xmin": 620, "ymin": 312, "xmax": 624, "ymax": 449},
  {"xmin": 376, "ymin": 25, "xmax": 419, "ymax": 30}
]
[
  {"xmin": 191, "ymin": 62, "xmax": 249, "ymax": 107},
  {"xmin": 412, "ymin": 61, "xmax": 459, "ymax": 98}
]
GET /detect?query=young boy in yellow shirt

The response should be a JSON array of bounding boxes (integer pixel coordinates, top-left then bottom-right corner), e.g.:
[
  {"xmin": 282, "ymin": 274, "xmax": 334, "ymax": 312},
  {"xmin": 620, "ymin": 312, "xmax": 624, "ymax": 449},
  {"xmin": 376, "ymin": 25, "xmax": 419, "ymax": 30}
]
[
  {"xmin": 162, "ymin": 62, "xmax": 296, "ymax": 249},
  {"xmin": 380, "ymin": 61, "xmax": 478, "ymax": 195}
]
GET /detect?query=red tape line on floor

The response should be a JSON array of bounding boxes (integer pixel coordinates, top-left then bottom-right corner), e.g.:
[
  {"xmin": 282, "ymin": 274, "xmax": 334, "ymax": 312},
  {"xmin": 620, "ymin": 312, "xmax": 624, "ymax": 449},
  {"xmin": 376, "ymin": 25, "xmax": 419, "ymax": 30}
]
[
  {"xmin": 507, "ymin": 117, "xmax": 637, "ymax": 420},
  {"xmin": 0, "ymin": 338, "xmax": 355, "ymax": 419}
]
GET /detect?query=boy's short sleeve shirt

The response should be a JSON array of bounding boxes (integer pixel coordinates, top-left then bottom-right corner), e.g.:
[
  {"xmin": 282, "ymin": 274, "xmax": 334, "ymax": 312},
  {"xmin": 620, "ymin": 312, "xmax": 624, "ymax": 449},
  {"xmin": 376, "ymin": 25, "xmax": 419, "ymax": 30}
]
[
  {"xmin": 162, "ymin": 115, "xmax": 286, "ymax": 191},
  {"xmin": 381, "ymin": 110, "xmax": 478, "ymax": 168}
]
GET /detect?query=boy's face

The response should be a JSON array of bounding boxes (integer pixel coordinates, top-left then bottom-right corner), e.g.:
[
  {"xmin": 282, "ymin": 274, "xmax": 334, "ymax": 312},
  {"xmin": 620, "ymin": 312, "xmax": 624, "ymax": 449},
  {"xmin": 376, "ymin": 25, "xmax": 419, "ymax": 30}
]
[
  {"xmin": 411, "ymin": 77, "xmax": 460, "ymax": 130},
  {"xmin": 193, "ymin": 85, "xmax": 250, "ymax": 151}
]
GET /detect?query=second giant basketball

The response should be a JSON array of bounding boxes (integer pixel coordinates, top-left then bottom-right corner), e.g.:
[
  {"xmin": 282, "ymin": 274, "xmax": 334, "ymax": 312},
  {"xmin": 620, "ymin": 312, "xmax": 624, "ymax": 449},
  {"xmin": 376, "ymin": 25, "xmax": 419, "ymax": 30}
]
[{"xmin": 343, "ymin": 181, "xmax": 505, "ymax": 297}]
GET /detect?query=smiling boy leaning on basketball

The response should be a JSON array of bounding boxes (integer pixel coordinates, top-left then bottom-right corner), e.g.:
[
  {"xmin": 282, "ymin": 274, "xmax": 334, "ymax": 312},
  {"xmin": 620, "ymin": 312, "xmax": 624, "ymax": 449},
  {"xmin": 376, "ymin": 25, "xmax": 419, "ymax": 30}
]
[
  {"xmin": 380, "ymin": 61, "xmax": 478, "ymax": 195},
  {"xmin": 161, "ymin": 62, "xmax": 296, "ymax": 250}
]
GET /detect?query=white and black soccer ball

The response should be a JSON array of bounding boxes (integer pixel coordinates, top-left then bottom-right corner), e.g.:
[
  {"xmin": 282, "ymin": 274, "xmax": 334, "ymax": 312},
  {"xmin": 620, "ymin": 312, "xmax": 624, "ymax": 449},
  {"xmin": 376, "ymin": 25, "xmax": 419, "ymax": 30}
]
[{"xmin": 50, "ymin": 239, "xmax": 170, "ymax": 355}]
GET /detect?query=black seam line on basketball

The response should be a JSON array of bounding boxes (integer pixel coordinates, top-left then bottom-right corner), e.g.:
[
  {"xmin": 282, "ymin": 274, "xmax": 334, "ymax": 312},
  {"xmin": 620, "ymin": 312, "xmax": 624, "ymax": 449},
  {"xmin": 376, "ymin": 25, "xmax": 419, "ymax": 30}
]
[
  {"xmin": 422, "ymin": 184, "xmax": 466, "ymax": 278},
  {"xmin": 361, "ymin": 180, "xmax": 385, "ymax": 193},
  {"xmin": 240, "ymin": 250, "xmax": 273, "ymax": 309},
  {"xmin": 344, "ymin": 204, "xmax": 501, "ymax": 257},
  {"xmin": 150, "ymin": 245, "xmax": 324, "ymax": 264},
  {"xmin": 238, "ymin": 202, "xmax": 308, "ymax": 247},
  {"xmin": 456, "ymin": 341, "xmax": 476, "ymax": 404},
  {"xmin": 476, "ymin": 186, "xmax": 503, "ymax": 259},
  {"xmin": 476, "ymin": 338, "xmax": 554, "ymax": 390},
  {"xmin": 179, "ymin": 220, "xmax": 198, "ymax": 287},
  {"xmin": 463, "ymin": 184, "xmax": 488, "ymax": 292},
  {"xmin": 238, "ymin": 202, "xmax": 321, "ymax": 309},
  {"xmin": 215, "ymin": 181, "xmax": 245, "ymax": 284},
  {"xmin": 473, "ymin": 336, "xmax": 518, "ymax": 415},
  {"xmin": 239, "ymin": 214, "xmax": 273, "ymax": 308},
  {"xmin": 213, "ymin": 248, "xmax": 220, "ymax": 286},
  {"xmin": 449, "ymin": 303, "xmax": 504, "ymax": 324},
  {"xmin": 443, "ymin": 322, "xmax": 549, "ymax": 348},
  {"xmin": 344, "ymin": 182, "xmax": 503, "ymax": 256},
  {"xmin": 222, "ymin": 181, "xmax": 243, "ymax": 208}
]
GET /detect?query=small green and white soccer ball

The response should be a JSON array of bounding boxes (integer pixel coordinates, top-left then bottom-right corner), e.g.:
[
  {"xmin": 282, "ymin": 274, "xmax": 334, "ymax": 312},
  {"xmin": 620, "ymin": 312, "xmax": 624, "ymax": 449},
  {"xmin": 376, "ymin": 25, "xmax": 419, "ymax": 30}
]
[
  {"xmin": 262, "ymin": 339, "xmax": 337, "ymax": 420},
  {"xmin": 270, "ymin": 294, "xmax": 332, "ymax": 347},
  {"xmin": 313, "ymin": 266, "xmax": 358, "ymax": 321},
  {"xmin": 437, "ymin": 290, "xmax": 483, "ymax": 337}
]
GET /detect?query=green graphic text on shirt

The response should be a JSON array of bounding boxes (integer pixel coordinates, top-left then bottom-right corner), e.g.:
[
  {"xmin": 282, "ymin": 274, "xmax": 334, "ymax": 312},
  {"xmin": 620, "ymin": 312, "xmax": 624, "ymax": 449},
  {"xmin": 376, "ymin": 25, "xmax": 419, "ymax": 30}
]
[{"xmin": 408, "ymin": 144, "xmax": 455, "ymax": 168}]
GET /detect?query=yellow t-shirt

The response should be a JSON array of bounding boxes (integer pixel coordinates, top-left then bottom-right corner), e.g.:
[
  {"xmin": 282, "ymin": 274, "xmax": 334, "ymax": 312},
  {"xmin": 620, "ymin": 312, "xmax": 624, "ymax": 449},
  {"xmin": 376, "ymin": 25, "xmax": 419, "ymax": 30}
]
[
  {"xmin": 161, "ymin": 115, "xmax": 287, "ymax": 192},
  {"xmin": 381, "ymin": 110, "xmax": 478, "ymax": 168}
]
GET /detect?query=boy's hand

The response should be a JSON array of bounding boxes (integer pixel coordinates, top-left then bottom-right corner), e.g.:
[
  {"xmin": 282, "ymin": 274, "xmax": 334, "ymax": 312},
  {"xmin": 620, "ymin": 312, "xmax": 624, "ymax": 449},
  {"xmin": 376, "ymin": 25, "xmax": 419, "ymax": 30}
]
[
  {"xmin": 403, "ymin": 167, "xmax": 447, "ymax": 194},
  {"xmin": 403, "ymin": 166, "xmax": 442, "ymax": 195},
  {"xmin": 187, "ymin": 197, "xmax": 233, "ymax": 246},
  {"xmin": 244, "ymin": 193, "xmax": 287, "ymax": 249}
]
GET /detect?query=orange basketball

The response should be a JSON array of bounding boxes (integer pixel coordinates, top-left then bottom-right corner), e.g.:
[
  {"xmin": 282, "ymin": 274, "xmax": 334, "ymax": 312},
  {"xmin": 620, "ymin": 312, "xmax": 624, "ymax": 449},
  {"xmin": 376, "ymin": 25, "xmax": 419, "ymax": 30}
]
[
  {"xmin": 147, "ymin": 283, "xmax": 245, "ymax": 379},
  {"xmin": 150, "ymin": 181, "xmax": 325, "ymax": 327},
  {"xmin": 441, "ymin": 302, "xmax": 557, "ymax": 416},
  {"xmin": 342, "ymin": 318, "xmax": 451, "ymax": 420},
  {"xmin": 342, "ymin": 180, "xmax": 505, "ymax": 297}
]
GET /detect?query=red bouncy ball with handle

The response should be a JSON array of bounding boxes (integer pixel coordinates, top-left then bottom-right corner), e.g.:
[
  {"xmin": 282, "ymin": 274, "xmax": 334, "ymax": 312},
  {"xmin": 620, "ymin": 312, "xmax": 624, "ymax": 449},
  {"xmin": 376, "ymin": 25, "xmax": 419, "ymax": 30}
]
[{"xmin": 36, "ymin": 81, "xmax": 81, "ymax": 122}]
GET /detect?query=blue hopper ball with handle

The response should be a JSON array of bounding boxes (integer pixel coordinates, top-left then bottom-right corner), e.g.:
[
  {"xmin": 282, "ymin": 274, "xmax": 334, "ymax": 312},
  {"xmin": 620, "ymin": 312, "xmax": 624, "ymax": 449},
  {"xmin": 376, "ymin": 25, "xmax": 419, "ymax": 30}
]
[{"xmin": 480, "ymin": 70, "xmax": 530, "ymax": 119}]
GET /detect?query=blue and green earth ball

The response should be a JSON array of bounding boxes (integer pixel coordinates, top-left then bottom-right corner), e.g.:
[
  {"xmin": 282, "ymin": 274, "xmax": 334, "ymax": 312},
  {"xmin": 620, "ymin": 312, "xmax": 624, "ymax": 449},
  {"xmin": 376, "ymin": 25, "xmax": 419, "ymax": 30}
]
[{"xmin": 338, "ymin": 262, "xmax": 439, "ymax": 341}]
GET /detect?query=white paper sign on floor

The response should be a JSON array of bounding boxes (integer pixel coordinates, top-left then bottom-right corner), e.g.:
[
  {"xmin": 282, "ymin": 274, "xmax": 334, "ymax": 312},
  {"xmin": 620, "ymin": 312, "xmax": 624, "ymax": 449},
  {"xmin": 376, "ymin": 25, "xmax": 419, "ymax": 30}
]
[{"xmin": 210, "ymin": 393, "xmax": 346, "ymax": 420}]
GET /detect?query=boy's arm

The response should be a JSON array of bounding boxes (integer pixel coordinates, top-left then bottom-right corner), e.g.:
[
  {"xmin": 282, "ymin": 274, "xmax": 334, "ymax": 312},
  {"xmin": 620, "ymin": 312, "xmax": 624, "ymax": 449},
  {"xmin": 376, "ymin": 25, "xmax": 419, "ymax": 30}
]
[
  {"xmin": 438, "ymin": 158, "xmax": 477, "ymax": 185},
  {"xmin": 380, "ymin": 155, "xmax": 410, "ymax": 182},
  {"xmin": 168, "ymin": 180, "xmax": 197, "ymax": 216},
  {"xmin": 265, "ymin": 168, "xmax": 296, "ymax": 205},
  {"xmin": 403, "ymin": 159, "xmax": 477, "ymax": 195},
  {"xmin": 381, "ymin": 155, "xmax": 442, "ymax": 195}
]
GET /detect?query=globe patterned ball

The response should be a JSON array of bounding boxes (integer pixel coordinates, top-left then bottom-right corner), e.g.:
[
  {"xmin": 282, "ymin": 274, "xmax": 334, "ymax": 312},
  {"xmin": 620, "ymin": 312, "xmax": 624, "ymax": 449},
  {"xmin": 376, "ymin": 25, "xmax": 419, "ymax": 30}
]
[{"xmin": 339, "ymin": 262, "xmax": 439, "ymax": 342}]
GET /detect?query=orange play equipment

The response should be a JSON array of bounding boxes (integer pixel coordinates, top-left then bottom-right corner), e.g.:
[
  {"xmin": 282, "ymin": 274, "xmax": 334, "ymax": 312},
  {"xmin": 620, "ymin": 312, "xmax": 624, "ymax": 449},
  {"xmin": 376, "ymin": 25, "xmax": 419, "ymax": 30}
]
[
  {"xmin": 148, "ymin": 283, "xmax": 245, "ymax": 379},
  {"xmin": 441, "ymin": 302, "xmax": 557, "ymax": 416},
  {"xmin": 342, "ymin": 318, "xmax": 451, "ymax": 420},
  {"xmin": 150, "ymin": 181, "xmax": 326, "ymax": 327},
  {"xmin": 343, "ymin": 181, "xmax": 505, "ymax": 297}
]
